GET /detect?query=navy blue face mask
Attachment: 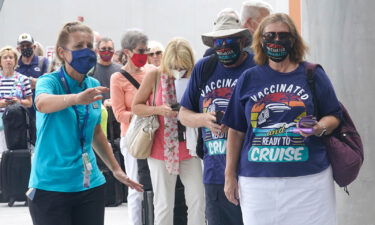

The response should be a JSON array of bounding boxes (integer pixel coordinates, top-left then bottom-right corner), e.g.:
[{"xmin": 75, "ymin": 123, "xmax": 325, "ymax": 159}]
[{"xmin": 65, "ymin": 48, "xmax": 97, "ymax": 75}]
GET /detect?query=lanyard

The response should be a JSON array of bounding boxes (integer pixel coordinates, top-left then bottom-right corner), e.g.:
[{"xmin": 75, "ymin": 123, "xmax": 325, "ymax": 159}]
[{"xmin": 58, "ymin": 69, "xmax": 89, "ymax": 154}]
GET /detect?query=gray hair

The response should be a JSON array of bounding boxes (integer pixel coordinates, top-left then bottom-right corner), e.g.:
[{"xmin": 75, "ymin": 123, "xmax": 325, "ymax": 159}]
[
  {"xmin": 240, "ymin": 0, "xmax": 273, "ymax": 25},
  {"xmin": 121, "ymin": 29, "xmax": 148, "ymax": 51},
  {"xmin": 96, "ymin": 37, "xmax": 114, "ymax": 49}
]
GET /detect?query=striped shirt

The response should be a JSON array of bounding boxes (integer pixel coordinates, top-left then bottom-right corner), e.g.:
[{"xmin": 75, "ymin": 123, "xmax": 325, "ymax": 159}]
[{"xmin": 0, "ymin": 71, "xmax": 32, "ymax": 112}]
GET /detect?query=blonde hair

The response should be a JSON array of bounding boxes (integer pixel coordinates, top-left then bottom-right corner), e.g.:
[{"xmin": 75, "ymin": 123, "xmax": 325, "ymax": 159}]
[
  {"xmin": 0, "ymin": 46, "xmax": 18, "ymax": 69},
  {"xmin": 252, "ymin": 13, "xmax": 308, "ymax": 65},
  {"xmin": 160, "ymin": 38, "xmax": 195, "ymax": 78},
  {"xmin": 55, "ymin": 21, "xmax": 93, "ymax": 62}
]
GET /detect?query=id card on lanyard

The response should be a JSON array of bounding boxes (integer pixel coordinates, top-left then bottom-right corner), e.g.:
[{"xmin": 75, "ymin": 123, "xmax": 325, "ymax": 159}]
[{"xmin": 59, "ymin": 69, "xmax": 92, "ymax": 188}]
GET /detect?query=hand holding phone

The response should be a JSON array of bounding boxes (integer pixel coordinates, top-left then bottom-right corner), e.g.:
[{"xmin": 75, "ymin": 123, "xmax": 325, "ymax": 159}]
[{"xmin": 216, "ymin": 111, "xmax": 224, "ymax": 125}]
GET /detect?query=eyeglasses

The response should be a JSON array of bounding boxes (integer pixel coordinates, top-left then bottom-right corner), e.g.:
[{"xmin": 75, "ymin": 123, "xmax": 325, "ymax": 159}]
[
  {"xmin": 262, "ymin": 32, "xmax": 292, "ymax": 42},
  {"xmin": 213, "ymin": 37, "xmax": 240, "ymax": 47},
  {"xmin": 133, "ymin": 48, "xmax": 149, "ymax": 55},
  {"xmin": 99, "ymin": 48, "xmax": 114, "ymax": 52},
  {"xmin": 148, "ymin": 51, "xmax": 162, "ymax": 57}
]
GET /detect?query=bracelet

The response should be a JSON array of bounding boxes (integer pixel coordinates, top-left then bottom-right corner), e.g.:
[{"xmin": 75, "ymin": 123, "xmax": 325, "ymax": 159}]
[{"xmin": 316, "ymin": 123, "xmax": 327, "ymax": 137}]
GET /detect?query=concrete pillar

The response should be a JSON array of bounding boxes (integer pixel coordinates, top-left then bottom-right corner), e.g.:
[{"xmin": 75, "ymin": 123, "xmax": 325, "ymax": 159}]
[{"xmin": 302, "ymin": 1, "xmax": 375, "ymax": 224}]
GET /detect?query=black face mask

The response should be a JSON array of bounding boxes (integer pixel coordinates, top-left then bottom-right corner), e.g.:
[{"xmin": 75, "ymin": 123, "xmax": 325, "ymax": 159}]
[
  {"xmin": 215, "ymin": 43, "xmax": 242, "ymax": 66},
  {"xmin": 21, "ymin": 47, "xmax": 34, "ymax": 58},
  {"xmin": 262, "ymin": 40, "xmax": 292, "ymax": 62}
]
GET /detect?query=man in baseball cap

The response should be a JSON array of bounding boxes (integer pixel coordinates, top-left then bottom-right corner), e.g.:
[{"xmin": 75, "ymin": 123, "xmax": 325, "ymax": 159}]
[
  {"xmin": 16, "ymin": 33, "xmax": 49, "ymax": 126},
  {"xmin": 179, "ymin": 8, "xmax": 257, "ymax": 225}
]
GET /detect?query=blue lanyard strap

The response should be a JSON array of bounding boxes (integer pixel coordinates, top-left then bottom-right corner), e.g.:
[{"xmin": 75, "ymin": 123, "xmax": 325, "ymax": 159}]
[{"xmin": 58, "ymin": 69, "xmax": 89, "ymax": 153}]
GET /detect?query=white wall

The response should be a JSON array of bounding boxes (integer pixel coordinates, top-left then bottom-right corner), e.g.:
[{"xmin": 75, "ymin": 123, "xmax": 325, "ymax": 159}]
[
  {"xmin": 302, "ymin": 1, "xmax": 375, "ymax": 224},
  {"xmin": 0, "ymin": 0, "xmax": 288, "ymax": 59}
]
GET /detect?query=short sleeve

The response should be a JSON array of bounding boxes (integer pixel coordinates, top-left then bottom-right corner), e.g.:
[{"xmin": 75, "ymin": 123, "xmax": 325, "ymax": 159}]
[
  {"xmin": 20, "ymin": 75, "xmax": 32, "ymax": 97},
  {"xmin": 222, "ymin": 72, "xmax": 248, "ymax": 132},
  {"xmin": 35, "ymin": 74, "xmax": 58, "ymax": 97},
  {"xmin": 180, "ymin": 58, "xmax": 206, "ymax": 112},
  {"xmin": 314, "ymin": 67, "xmax": 342, "ymax": 119}
]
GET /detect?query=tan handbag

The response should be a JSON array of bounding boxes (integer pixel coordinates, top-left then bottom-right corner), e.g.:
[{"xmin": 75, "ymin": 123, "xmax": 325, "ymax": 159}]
[{"xmin": 124, "ymin": 76, "xmax": 159, "ymax": 159}]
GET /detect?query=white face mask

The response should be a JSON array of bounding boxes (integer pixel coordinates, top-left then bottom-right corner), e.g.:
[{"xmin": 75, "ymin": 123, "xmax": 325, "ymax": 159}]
[{"xmin": 171, "ymin": 69, "xmax": 187, "ymax": 80}]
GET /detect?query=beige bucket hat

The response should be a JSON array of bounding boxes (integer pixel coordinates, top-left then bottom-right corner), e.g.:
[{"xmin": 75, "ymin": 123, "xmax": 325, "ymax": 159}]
[{"xmin": 201, "ymin": 8, "xmax": 251, "ymax": 47}]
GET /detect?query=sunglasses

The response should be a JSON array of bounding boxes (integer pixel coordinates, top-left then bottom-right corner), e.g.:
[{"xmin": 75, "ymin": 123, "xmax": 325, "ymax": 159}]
[
  {"xmin": 133, "ymin": 48, "xmax": 149, "ymax": 55},
  {"xmin": 148, "ymin": 51, "xmax": 162, "ymax": 57},
  {"xmin": 213, "ymin": 37, "xmax": 240, "ymax": 47},
  {"xmin": 262, "ymin": 32, "xmax": 292, "ymax": 42},
  {"xmin": 99, "ymin": 48, "xmax": 114, "ymax": 52}
]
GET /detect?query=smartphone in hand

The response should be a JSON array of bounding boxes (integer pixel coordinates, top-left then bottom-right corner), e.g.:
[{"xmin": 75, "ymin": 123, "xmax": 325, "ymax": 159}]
[{"xmin": 216, "ymin": 111, "xmax": 224, "ymax": 125}]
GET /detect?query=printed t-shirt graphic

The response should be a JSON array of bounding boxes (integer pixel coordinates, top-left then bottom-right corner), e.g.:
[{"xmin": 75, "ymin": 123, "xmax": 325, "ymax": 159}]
[
  {"xmin": 249, "ymin": 91, "xmax": 309, "ymax": 163},
  {"xmin": 202, "ymin": 82, "xmax": 235, "ymax": 156}
]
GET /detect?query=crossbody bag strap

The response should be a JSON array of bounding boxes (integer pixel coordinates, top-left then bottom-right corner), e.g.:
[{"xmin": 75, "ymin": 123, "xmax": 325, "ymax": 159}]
[
  {"xmin": 120, "ymin": 69, "xmax": 140, "ymax": 89},
  {"xmin": 152, "ymin": 72, "xmax": 160, "ymax": 106},
  {"xmin": 304, "ymin": 61, "xmax": 324, "ymax": 119}
]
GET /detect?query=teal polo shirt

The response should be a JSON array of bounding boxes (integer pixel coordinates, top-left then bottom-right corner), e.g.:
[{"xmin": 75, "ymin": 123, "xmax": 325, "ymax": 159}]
[{"xmin": 29, "ymin": 67, "xmax": 105, "ymax": 192}]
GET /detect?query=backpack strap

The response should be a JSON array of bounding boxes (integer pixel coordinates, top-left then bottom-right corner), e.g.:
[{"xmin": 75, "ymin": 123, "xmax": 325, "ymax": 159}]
[
  {"xmin": 195, "ymin": 54, "xmax": 218, "ymax": 107},
  {"xmin": 120, "ymin": 69, "xmax": 140, "ymax": 89}
]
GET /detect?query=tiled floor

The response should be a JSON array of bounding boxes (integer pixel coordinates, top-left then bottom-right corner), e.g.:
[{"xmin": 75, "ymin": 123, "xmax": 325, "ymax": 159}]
[{"xmin": 0, "ymin": 202, "xmax": 129, "ymax": 225}]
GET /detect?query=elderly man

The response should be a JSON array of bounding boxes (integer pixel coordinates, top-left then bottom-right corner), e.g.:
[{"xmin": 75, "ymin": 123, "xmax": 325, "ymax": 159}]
[
  {"xmin": 204, "ymin": 0, "xmax": 272, "ymax": 57},
  {"xmin": 92, "ymin": 37, "xmax": 121, "ymax": 102},
  {"xmin": 179, "ymin": 8, "xmax": 256, "ymax": 225}
]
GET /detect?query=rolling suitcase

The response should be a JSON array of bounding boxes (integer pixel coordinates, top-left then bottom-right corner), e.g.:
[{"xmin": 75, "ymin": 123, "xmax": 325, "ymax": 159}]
[
  {"xmin": 142, "ymin": 190, "xmax": 154, "ymax": 225},
  {"xmin": 0, "ymin": 149, "xmax": 31, "ymax": 206}
]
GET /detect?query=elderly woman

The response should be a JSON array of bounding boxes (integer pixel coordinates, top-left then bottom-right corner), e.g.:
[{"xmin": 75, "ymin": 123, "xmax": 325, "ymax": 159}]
[
  {"xmin": 110, "ymin": 29, "xmax": 153, "ymax": 225},
  {"xmin": 0, "ymin": 46, "xmax": 33, "ymax": 154},
  {"xmin": 28, "ymin": 22, "xmax": 142, "ymax": 225},
  {"xmin": 223, "ymin": 13, "xmax": 341, "ymax": 225},
  {"xmin": 132, "ymin": 38, "xmax": 205, "ymax": 225},
  {"xmin": 147, "ymin": 40, "xmax": 164, "ymax": 67}
]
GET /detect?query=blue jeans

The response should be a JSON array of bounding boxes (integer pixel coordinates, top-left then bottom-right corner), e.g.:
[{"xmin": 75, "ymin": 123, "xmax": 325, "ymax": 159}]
[{"xmin": 205, "ymin": 184, "xmax": 244, "ymax": 225}]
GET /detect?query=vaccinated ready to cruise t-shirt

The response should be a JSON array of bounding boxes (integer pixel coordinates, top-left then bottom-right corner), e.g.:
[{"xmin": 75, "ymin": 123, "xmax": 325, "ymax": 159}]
[
  {"xmin": 180, "ymin": 53, "xmax": 256, "ymax": 184},
  {"xmin": 222, "ymin": 63, "xmax": 342, "ymax": 178}
]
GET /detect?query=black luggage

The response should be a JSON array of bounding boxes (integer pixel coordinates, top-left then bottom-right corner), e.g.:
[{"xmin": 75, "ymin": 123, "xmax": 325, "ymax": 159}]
[
  {"xmin": 2, "ymin": 103, "xmax": 36, "ymax": 150},
  {"xmin": 174, "ymin": 177, "xmax": 188, "ymax": 225},
  {"xmin": 96, "ymin": 149, "xmax": 125, "ymax": 207},
  {"xmin": 142, "ymin": 190, "xmax": 154, "ymax": 225},
  {"xmin": 0, "ymin": 149, "xmax": 31, "ymax": 206}
]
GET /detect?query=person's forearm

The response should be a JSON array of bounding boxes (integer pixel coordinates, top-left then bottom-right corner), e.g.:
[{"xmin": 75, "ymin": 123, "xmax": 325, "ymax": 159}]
[
  {"xmin": 92, "ymin": 125, "xmax": 121, "ymax": 172},
  {"xmin": 133, "ymin": 103, "xmax": 158, "ymax": 117},
  {"xmin": 36, "ymin": 93, "xmax": 77, "ymax": 113},
  {"xmin": 179, "ymin": 106, "xmax": 204, "ymax": 128},
  {"xmin": 225, "ymin": 128, "xmax": 245, "ymax": 177}
]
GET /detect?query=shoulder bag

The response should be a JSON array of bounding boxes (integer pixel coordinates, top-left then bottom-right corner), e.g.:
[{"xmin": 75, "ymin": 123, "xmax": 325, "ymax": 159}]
[{"xmin": 123, "ymin": 71, "xmax": 159, "ymax": 159}]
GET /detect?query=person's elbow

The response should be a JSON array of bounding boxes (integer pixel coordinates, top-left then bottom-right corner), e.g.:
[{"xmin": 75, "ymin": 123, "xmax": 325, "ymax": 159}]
[{"xmin": 35, "ymin": 95, "xmax": 50, "ymax": 113}]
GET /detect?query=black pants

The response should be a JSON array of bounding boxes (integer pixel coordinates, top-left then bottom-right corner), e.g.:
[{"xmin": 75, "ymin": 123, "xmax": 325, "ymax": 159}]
[{"xmin": 28, "ymin": 184, "xmax": 105, "ymax": 225}]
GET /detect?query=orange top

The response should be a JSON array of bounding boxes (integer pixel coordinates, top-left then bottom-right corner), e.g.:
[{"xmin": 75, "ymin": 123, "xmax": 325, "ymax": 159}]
[
  {"xmin": 150, "ymin": 79, "xmax": 192, "ymax": 161},
  {"xmin": 110, "ymin": 68, "xmax": 147, "ymax": 137}
]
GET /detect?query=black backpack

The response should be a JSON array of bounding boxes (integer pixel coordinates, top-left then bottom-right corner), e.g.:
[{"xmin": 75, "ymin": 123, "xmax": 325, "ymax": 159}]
[
  {"xmin": 2, "ymin": 103, "xmax": 36, "ymax": 150},
  {"xmin": 195, "ymin": 54, "xmax": 218, "ymax": 159}
]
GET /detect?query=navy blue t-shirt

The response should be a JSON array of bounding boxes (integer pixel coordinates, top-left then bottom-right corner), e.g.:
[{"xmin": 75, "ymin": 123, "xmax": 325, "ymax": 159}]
[
  {"xmin": 180, "ymin": 53, "xmax": 256, "ymax": 184},
  {"xmin": 222, "ymin": 63, "xmax": 342, "ymax": 178}
]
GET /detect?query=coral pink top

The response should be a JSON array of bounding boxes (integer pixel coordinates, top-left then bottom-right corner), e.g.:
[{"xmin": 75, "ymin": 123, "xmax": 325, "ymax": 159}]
[
  {"xmin": 110, "ymin": 69, "xmax": 146, "ymax": 137},
  {"xmin": 150, "ymin": 79, "xmax": 192, "ymax": 161}
]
